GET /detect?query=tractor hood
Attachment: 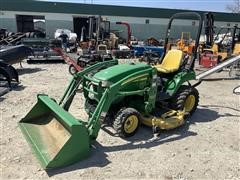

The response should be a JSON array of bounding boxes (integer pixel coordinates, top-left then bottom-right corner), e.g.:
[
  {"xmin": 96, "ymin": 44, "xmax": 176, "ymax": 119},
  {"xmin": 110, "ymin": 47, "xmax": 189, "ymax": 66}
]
[{"xmin": 93, "ymin": 63, "xmax": 151, "ymax": 84}]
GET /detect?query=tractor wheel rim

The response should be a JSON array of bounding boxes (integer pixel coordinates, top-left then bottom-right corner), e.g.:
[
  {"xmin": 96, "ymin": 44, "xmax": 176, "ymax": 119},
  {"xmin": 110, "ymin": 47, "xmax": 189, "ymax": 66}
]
[
  {"xmin": 124, "ymin": 115, "xmax": 138, "ymax": 133},
  {"xmin": 184, "ymin": 95, "xmax": 196, "ymax": 112}
]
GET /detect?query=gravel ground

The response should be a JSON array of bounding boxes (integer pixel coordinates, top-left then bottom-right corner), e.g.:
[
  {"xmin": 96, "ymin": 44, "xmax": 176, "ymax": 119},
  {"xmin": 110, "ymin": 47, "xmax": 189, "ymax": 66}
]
[{"xmin": 0, "ymin": 60, "xmax": 239, "ymax": 179}]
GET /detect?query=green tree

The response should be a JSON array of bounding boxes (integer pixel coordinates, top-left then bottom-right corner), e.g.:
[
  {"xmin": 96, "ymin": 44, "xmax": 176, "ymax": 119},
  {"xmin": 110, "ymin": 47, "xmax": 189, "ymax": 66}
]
[{"xmin": 226, "ymin": 0, "xmax": 240, "ymax": 13}]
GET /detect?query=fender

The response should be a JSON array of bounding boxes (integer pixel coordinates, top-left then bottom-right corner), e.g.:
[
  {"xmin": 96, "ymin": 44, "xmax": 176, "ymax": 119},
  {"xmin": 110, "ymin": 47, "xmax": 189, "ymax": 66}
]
[{"xmin": 164, "ymin": 71, "xmax": 196, "ymax": 96}]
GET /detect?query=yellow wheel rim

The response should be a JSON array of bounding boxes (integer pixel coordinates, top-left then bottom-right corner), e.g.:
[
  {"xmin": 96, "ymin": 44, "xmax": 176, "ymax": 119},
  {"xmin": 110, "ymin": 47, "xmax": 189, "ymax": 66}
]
[
  {"xmin": 184, "ymin": 95, "xmax": 196, "ymax": 112},
  {"xmin": 124, "ymin": 115, "xmax": 138, "ymax": 134}
]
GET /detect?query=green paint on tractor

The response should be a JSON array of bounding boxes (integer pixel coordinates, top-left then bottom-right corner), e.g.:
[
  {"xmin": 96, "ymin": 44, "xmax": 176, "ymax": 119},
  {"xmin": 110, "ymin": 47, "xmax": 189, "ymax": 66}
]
[
  {"xmin": 165, "ymin": 71, "xmax": 196, "ymax": 95},
  {"xmin": 18, "ymin": 12, "xmax": 203, "ymax": 170},
  {"xmin": 93, "ymin": 63, "xmax": 152, "ymax": 83}
]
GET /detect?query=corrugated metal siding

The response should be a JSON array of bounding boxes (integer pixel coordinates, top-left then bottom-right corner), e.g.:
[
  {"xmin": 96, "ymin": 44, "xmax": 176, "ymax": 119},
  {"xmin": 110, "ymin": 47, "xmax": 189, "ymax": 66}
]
[{"xmin": 1, "ymin": 0, "xmax": 240, "ymax": 22}]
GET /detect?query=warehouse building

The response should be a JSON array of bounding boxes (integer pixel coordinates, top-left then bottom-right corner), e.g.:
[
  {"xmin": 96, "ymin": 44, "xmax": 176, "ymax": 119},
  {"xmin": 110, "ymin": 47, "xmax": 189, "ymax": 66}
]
[{"xmin": 1, "ymin": 0, "xmax": 240, "ymax": 40}]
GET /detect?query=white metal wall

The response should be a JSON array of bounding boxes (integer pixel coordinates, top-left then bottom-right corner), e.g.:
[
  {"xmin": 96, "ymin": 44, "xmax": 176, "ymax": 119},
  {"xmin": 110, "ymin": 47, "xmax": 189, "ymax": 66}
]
[{"xmin": 0, "ymin": 10, "xmax": 239, "ymax": 39}]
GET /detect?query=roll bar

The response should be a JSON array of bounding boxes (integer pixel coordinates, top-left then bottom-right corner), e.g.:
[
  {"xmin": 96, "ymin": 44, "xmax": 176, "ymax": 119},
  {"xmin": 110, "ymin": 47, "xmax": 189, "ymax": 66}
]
[{"xmin": 162, "ymin": 12, "xmax": 203, "ymax": 71}]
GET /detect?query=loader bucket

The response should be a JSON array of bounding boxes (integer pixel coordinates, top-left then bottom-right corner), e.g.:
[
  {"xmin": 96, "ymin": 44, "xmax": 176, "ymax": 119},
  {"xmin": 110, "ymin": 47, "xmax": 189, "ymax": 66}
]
[{"xmin": 19, "ymin": 94, "xmax": 91, "ymax": 169}]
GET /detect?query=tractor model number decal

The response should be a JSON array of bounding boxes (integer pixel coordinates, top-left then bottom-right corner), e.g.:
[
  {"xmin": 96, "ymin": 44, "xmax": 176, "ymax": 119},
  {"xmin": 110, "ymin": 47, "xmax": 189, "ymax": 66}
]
[{"xmin": 121, "ymin": 74, "xmax": 149, "ymax": 86}]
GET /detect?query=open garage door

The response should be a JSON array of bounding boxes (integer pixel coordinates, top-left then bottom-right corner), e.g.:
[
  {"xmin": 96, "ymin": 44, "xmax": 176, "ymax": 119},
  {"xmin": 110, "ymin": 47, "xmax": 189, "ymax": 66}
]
[
  {"xmin": 16, "ymin": 15, "xmax": 45, "ymax": 34},
  {"xmin": 73, "ymin": 17, "xmax": 89, "ymax": 40}
]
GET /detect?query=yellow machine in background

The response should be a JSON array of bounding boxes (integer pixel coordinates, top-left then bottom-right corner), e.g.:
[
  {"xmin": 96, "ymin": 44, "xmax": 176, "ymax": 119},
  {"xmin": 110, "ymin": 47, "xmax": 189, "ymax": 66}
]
[
  {"xmin": 200, "ymin": 26, "xmax": 240, "ymax": 68},
  {"xmin": 203, "ymin": 43, "xmax": 228, "ymax": 60},
  {"xmin": 233, "ymin": 43, "xmax": 240, "ymax": 55},
  {"xmin": 176, "ymin": 32, "xmax": 195, "ymax": 55}
]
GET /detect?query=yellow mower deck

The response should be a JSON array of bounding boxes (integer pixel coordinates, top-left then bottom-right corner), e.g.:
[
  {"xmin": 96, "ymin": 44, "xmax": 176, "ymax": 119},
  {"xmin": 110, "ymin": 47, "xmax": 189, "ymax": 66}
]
[{"xmin": 142, "ymin": 110, "xmax": 186, "ymax": 130}]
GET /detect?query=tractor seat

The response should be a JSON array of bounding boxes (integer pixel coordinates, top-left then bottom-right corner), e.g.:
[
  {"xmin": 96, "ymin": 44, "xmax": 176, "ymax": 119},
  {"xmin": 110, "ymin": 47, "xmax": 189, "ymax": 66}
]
[{"xmin": 154, "ymin": 49, "xmax": 184, "ymax": 73}]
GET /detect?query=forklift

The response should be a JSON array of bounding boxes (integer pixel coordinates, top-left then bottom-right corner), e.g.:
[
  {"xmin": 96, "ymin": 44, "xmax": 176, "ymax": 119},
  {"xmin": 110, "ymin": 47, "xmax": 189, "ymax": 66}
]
[
  {"xmin": 69, "ymin": 16, "xmax": 114, "ymax": 74},
  {"xmin": 200, "ymin": 12, "xmax": 240, "ymax": 68}
]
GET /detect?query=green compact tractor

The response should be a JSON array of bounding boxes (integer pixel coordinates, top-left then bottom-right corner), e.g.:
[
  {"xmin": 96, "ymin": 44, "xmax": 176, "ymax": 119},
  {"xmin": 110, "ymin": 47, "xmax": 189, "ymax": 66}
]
[{"xmin": 19, "ymin": 12, "xmax": 202, "ymax": 169}]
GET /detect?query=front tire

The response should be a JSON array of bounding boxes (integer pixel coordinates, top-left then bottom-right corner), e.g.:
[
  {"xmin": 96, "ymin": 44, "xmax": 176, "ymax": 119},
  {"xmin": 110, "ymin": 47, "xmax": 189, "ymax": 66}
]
[
  {"xmin": 69, "ymin": 64, "xmax": 77, "ymax": 75},
  {"xmin": 113, "ymin": 108, "xmax": 140, "ymax": 138}
]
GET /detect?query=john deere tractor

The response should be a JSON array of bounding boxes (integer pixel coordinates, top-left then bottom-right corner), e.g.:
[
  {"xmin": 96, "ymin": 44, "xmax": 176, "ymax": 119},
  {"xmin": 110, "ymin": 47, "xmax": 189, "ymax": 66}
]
[{"xmin": 19, "ymin": 12, "xmax": 202, "ymax": 169}]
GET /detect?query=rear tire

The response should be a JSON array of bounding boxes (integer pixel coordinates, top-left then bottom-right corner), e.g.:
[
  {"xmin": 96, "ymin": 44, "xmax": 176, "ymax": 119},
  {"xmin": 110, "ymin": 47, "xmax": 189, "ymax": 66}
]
[
  {"xmin": 170, "ymin": 85, "xmax": 199, "ymax": 116},
  {"xmin": 113, "ymin": 108, "xmax": 140, "ymax": 138}
]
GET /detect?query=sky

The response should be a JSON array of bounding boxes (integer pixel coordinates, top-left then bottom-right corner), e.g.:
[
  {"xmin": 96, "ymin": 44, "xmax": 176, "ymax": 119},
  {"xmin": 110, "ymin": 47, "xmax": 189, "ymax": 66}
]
[{"xmin": 40, "ymin": 0, "xmax": 235, "ymax": 13}]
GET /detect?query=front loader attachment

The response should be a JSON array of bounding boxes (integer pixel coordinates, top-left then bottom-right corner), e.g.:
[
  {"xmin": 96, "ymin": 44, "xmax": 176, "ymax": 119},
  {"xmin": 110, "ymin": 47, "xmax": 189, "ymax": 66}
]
[
  {"xmin": 19, "ymin": 60, "xmax": 119, "ymax": 169},
  {"xmin": 19, "ymin": 94, "xmax": 90, "ymax": 169}
]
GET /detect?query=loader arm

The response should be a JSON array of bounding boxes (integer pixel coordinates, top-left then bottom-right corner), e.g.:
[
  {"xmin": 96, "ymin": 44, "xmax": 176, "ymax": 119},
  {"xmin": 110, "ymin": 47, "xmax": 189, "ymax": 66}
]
[{"xmin": 59, "ymin": 59, "xmax": 118, "ymax": 110}]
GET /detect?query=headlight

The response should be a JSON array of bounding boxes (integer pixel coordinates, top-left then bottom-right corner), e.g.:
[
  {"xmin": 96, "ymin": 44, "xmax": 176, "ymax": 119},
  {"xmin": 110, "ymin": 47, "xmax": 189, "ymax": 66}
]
[{"xmin": 101, "ymin": 80, "xmax": 111, "ymax": 87}]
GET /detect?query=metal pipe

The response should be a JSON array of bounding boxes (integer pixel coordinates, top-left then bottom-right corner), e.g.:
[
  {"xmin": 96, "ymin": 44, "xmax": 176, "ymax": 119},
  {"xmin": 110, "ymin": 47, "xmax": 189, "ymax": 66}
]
[
  {"xmin": 196, "ymin": 55, "xmax": 240, "ymax": 80},
  {"xmin": 116, "ymin": 22, "xmax": 132, "ymax": 46}
]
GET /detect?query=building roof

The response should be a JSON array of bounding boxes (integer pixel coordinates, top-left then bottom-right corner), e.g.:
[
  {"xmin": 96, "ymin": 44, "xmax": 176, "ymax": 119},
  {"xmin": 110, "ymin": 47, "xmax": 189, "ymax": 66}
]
[{"xmin": 1, "ymin": 0, "xmax": 240, "ymax": 22}]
